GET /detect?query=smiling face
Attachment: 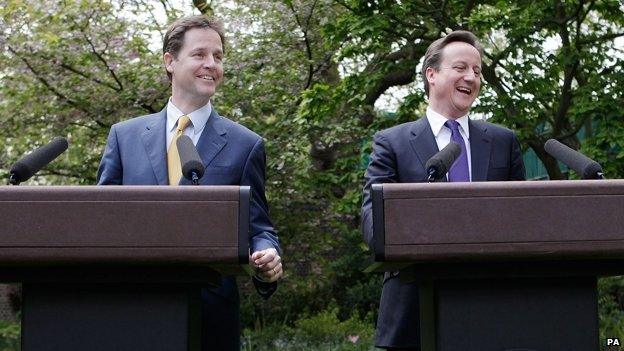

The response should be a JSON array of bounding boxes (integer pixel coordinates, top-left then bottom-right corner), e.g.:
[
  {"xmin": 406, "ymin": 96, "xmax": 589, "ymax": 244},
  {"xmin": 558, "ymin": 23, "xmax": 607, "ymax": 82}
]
[
  {"xmin": 164, "ymin": 27, "xmax": 224, "ymax": 113},
  {"xmin": 426, "ymin": 41, "xmax": 482, "ymax": 119}
]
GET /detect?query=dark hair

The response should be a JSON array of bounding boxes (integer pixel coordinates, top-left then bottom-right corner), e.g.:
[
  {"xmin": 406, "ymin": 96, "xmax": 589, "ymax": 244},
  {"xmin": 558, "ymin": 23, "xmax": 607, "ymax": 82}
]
[
  {"xmin": 421, "ymin": 30, "xmax": 483, "ymax": 97},
  {"xmin": 162, "ymin": 15, "xmax": 226, "ymax": 80}
]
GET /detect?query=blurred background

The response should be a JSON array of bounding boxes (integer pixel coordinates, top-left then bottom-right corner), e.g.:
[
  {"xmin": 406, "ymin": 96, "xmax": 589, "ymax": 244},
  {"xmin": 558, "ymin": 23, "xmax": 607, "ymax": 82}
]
[{"xmin": 0, "ymin": 0, "xmax": 623, "ymax": 349}]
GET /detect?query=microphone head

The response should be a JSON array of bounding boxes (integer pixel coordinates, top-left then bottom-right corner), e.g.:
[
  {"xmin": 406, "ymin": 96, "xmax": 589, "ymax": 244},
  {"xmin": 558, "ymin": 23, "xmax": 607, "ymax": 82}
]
[
  {"xmin": 176, "ymin": 135, "xmax": 205, "ymax": 181},
  {"xmin": 10, "ymin": 137, "xmax": 68, "ymax": 184},
  {"xmin": 182, "ymin": 159, "xmax": 205, "ymax": 180},
  {"xmin": 544, "ymin": 139, "xmax": 603, "ymax": 179},
  {"xmin": 581, "ymin": 160, "xmax": 603, "ymax": 180},
  {"xmin": 425, "ymin": 142, "xmax": 461, "ymax": 180}
]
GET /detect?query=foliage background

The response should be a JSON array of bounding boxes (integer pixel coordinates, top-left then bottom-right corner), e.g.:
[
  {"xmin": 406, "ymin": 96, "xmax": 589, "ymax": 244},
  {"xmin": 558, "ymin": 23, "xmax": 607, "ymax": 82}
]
[{"xmin": 0, "ymin": 0, "xmax": 623, "ymax": 349}]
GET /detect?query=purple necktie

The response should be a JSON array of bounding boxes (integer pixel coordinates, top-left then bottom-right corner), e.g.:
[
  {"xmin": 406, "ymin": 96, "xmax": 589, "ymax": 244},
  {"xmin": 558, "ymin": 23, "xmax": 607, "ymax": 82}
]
[{"xmin": 445, "ymin": 120, "xmax": 470, "ymax": 182}]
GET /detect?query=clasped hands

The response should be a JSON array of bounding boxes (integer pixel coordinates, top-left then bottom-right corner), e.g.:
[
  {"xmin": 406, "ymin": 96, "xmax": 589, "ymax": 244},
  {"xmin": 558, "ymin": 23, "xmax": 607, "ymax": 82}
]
[{"xmin": 249, "ymin": 248, "xmax": 282, "ymax": 283}]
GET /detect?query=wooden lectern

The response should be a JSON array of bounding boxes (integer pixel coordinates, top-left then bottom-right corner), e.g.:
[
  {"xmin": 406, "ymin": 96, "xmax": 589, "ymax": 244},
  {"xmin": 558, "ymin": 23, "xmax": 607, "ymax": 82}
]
[
  {"xmin": 370, "ymin": 180, "xmax": 624, "ymax": 351},
  {"xmin": 0, "ymin": 185, "xmax": 251, "ymax": 351}
]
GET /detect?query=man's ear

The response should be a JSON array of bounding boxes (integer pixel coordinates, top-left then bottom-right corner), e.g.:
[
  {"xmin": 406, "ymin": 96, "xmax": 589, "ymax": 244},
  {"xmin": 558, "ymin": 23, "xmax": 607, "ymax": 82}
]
[
  {"xmin": 164, "ymin": 52, "xmax": 175, "ymax": 74},
  {"xmin": 426, "ymin": 67, "xmax": 436, "ymax": 86}
]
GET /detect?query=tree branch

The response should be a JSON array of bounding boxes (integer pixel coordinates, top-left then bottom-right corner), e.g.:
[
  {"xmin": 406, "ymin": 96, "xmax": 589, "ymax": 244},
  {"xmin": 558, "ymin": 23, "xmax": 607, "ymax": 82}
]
[
  {"xmin": 288, "ymin": 0, "xmax": 318, "ymax": 90},
  {"xmin": 578, "ymin": 32, "xmax": 624, "ymax": 45},
  {"xmin": 331, "ymin": 0, "xmax": 415, "ymax": 39},
  {"xmin": 59, "ymin": 61, "xmax": 121, "ymax": 91},
  {"xmin": 364, "ymin": 68, "xmax": 415, "ymax": 105},
  {"xmin": 192, "ymin": 0, "xmax": 213, "ymax": 15},
  {"xmin": 360, "ymin": 44, "xmax": 422, "ymax": 105},
  {"xmin": 8, "ymin": 46, "xmax": 85, "ymax": 113},
  {"xmin": 556, "ymin": 115, "xmax": 590, "ymax": 141},
  {"xmin": 460, "ymin": 0, "xmax": 477, "ymax": 22},
  {"xmin": 81, "ymin": 33, "xmax": 124, "ymax": 92}
]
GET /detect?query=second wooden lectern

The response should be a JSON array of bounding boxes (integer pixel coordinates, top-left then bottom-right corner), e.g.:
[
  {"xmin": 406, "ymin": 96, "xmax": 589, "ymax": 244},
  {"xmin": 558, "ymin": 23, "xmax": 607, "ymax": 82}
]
[
  {"xmin": 370, "ymin": 180, "xmax": 624, "ymax": 351},
  {"xmin": 0, "ymin": 185, "xmax": 250, "ymax": 351}
]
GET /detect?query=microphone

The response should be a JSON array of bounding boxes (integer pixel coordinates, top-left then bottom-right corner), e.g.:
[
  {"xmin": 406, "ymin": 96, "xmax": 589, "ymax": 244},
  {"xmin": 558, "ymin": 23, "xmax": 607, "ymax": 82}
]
[
  {"xmin": 544, "ymin": 139, "xmax": 604, "ymax": 179},
  {"xmin": 176, "ymin": 135, "xmax": 205, "ymax": 185},
  {"xmin": 425, "ymin": 142, "xmax": 462, "ymax": 182},
  {"xmin": 9, "ymin": 137, "xmax": 69, "ymax": 185}
]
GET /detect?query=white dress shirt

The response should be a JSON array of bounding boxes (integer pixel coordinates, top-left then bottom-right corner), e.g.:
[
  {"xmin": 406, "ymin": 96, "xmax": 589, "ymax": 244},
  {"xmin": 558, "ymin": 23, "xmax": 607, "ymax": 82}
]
[
  {"xmin": 426, "ymin": 106, "xmax": 472, "ymax": 180},
  {"xmin": 166, "ymin": 99, "xmax": 212, "ymax": 149}
]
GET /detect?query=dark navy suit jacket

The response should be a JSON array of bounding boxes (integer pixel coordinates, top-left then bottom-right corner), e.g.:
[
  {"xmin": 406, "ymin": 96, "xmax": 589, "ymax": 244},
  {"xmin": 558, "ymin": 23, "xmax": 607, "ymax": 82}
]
[
  {"xmin": 97, "ymin": 107, "xmax": 280, "ymax": 350},
  {"xmin": 361, "ymin": 116, "xmax": 525, "ymax": 348}
]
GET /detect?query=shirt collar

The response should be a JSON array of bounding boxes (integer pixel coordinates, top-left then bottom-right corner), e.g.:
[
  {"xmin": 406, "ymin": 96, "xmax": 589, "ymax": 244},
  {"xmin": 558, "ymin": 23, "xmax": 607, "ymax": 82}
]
[
  {"xmin": 166, "ymin": 99, "xmax": 212, "ymax": 134},
  {"xmin": 426, "ymin": 106, "xmax": 470, "ymax": 138}
]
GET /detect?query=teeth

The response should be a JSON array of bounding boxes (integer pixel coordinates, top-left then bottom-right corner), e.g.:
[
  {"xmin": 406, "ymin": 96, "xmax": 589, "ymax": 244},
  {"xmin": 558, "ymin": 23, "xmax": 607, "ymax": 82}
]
[
  {"xmin": 200, "ymin": 75, "xmax": 214, "ymax": 80},
  {"xmin": 457, "ymin": 87, "xmax": 471, "ymax": 94}
]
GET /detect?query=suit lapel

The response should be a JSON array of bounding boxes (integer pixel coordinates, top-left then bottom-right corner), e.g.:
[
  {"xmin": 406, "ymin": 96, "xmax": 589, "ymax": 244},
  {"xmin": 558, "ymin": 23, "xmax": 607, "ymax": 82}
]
[
  {"xmin": 140, "ymin": 109, "xmax": 168, "ymax": 185},
  {"xmin": 196, "ymin": 108, "xmax": 227, "ymax": 171},
  {"xmin": 409, "ymin": 117, "xmax": 441, "ymax": 178},
  {"xmin": 469, "ymin": 120, "xmax": 492, "ymax": 181}
]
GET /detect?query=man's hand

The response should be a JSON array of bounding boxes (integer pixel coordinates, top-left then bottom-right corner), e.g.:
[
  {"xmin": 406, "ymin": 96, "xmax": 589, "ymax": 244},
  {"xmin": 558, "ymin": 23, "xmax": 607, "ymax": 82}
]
[{"xmin": 249, "ymin": 248, "xmax": 282, "ymax": 283}]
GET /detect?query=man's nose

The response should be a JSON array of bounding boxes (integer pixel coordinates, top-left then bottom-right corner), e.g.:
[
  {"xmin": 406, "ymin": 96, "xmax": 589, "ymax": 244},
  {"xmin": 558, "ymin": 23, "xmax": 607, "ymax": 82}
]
[
  {"xmin": 203, "ymin": 55, "xmax": 216, "ymax": 68},
  {"xmin": 463, "ymin": 72, "xmax": 476, "ymax": 81}
]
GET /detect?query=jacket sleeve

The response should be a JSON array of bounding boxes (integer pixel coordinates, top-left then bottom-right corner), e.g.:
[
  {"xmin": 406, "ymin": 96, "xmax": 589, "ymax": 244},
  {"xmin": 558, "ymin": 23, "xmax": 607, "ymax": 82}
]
[
  {"xmin": 241, "ymin": 138, "xmax": 280, "ymax": 299},
  {"xmin": 361, "ymin": 131, "xmax": 398, "ymax": 249},
  {"xmin": 96, "ymin": 125, "xmax": 123, "ymax": 185},
  {"xmin": 241, "ymin": 138, "xmax": 280, "ymax": 254}
]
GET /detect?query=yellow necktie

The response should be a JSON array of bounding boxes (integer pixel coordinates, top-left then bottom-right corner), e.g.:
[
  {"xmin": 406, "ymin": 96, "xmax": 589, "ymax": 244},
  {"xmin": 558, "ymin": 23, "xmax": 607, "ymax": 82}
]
[{"xmin": 167, "ymin": 115, "xmax": 192, "ymax": 185}]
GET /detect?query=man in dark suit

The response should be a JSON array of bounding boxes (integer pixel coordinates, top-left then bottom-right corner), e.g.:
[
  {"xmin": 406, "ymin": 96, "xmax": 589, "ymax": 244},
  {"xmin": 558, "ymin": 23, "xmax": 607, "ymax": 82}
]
[
  {"xmin": 97, "ymin": 15, "xmax": 282, "ymax": 350},
  {"xmin": 361, "ymin": 30, "xmax": 525, "ymax": 350}
]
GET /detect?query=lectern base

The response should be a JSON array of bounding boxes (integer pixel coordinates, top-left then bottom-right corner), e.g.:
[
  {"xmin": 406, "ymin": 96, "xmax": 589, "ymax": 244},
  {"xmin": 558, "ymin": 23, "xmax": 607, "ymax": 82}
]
[
  {"xmin": 424, "ymin": 277, "xmax": 598, "ymax": 351},
  {"xmin": 22, "ymin": 284, "xmax": 203, "ymax": 351}
]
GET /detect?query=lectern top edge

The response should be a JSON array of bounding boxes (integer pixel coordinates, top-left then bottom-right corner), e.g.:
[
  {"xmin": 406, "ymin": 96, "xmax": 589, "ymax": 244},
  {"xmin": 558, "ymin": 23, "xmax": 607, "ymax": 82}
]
[
  {"xmin": 0, "ymin": 185, "xmax": 248, "ymax": 201},
  {"xmin": 381, "ymin": 179, "xmax": 624, "ymax": 199}
]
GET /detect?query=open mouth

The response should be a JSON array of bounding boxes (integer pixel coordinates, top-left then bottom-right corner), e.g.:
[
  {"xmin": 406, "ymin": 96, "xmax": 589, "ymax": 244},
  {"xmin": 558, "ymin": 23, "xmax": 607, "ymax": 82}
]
[
  {"xmin": 456, "ymin": 86, "xmax": 472, "ymax": 95},
  {"xmin": 198, "ymin": 75, "xmax": 215, "ymax": 81}
]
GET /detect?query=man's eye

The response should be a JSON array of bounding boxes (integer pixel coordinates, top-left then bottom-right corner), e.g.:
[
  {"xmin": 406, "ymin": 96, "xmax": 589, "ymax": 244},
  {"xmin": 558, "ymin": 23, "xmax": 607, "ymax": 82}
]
[{"xmin": 454, "ymin": 66, "xmax": 465, "ymax": 71}]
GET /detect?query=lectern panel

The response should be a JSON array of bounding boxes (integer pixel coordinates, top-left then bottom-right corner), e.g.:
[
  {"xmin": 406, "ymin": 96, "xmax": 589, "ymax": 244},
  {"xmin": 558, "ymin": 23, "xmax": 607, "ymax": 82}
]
[
  {"xmin": 0, "ymin": 186, "xmax": 248, "ymax": 269},
  {"xmin": 374, "ymin": 180, "xmax": 624, "ymax": 263}
]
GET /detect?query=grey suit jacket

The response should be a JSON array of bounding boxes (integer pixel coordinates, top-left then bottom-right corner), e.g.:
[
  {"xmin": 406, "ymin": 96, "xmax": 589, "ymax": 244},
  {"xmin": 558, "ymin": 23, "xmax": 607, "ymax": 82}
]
[{"xmin": 361, "ymin": 116, "xmax": 525, "ymax": 348}]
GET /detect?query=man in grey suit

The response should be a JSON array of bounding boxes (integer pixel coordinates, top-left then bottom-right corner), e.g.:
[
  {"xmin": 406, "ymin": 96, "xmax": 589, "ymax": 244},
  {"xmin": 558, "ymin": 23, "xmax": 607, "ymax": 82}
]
[
  {"xmin": 361, "ymin": 30, "xmax": 525, "ymax": 350},
  {"xmin": 97, "ymin": 15, "xmax": 282, "ymax": 350}
]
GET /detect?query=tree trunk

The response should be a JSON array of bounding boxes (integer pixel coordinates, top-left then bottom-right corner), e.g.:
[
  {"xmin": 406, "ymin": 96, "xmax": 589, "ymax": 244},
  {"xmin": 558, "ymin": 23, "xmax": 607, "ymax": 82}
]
[{"xmin": 529, "ymin": 140, "xmax": 565, "ymax": 180}]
